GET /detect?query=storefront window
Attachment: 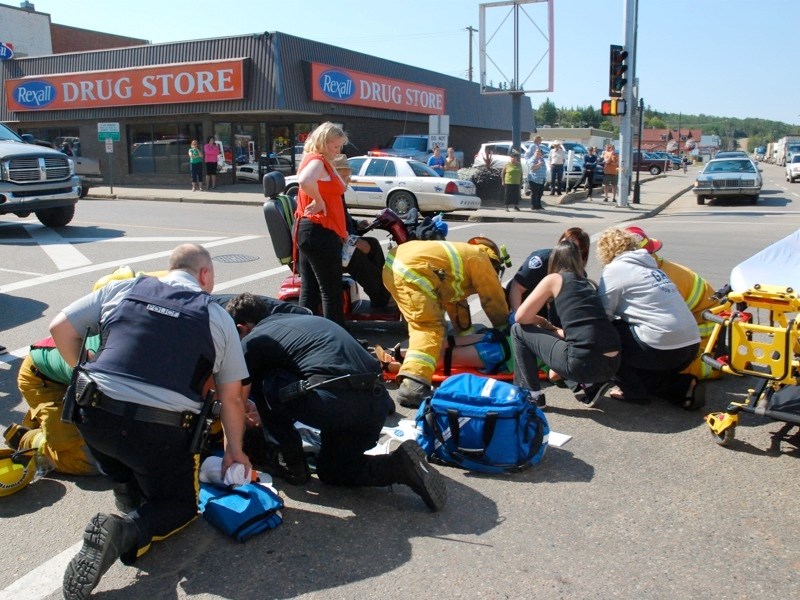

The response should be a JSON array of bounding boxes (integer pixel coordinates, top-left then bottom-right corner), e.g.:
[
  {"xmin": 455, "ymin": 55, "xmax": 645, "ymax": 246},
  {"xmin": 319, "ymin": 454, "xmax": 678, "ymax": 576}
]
[
  {"xmin": 234, "ymin": 123, "xmax": 265, "ymax": 166},
  {"xmin": 18, "ymin": 127, "xmax": 81, "ymax": 155},
  {"xmin": 128, "ymin": 122, "xmax": 201, "ymax": 174}
]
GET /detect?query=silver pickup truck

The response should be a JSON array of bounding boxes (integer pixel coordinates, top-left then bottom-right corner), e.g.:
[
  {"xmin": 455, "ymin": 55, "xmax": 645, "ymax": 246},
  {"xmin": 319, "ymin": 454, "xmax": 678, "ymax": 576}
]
[{"xmin": 1, "ymin": 123, "xmax": 81, "ymax": 227}]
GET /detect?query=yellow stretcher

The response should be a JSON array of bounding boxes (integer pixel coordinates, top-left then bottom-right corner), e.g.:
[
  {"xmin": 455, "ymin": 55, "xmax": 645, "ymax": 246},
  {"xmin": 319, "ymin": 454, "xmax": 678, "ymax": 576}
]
[{"xmin": 702, "ymin": 282, "xmax": 800, "ymax": 447}]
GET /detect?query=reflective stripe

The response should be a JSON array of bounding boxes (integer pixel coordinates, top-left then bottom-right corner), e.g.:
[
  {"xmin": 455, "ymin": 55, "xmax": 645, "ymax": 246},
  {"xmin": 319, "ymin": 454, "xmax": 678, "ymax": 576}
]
[
  {"xmin": 440, "ymin": 241, "xmax": 466, "ymax": 299},
  {"xmin": 685, "ymin": 273, "xmax": 706, "ymax": 311},
  {"xmin": 404, "ymin": 349, "xmax": 438, "ymax": 371},
  {"xmin": 386, "ymin": 253, "xmax": 437, "ymax": 300},
  {"xmin": 698, "ymin": 322, "xmax": 715, "ymax": 338}
]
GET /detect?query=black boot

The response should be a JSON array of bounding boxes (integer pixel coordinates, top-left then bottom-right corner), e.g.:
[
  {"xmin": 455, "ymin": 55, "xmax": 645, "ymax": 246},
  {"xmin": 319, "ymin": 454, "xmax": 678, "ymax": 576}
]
[
  {"xmin": 63, "ymin": 513, "xmax": 139, "ymax": 600},
  {"xmin": 391, "ymin": 441, "xmax": 447, "ymax": 511}
]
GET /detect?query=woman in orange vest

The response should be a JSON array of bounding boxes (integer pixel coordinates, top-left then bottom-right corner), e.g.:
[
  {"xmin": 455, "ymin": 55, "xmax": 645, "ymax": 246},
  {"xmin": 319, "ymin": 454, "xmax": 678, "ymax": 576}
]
[{"xmin": 295, "ymin": 122, "xmax": 350, "ymax": 326}]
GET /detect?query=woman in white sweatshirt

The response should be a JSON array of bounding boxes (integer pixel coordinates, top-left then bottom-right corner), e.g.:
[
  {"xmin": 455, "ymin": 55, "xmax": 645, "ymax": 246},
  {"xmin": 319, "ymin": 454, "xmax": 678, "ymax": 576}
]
[{"xmin": 596, "ymin": 228, "xmax": 703, "ymax": 409}]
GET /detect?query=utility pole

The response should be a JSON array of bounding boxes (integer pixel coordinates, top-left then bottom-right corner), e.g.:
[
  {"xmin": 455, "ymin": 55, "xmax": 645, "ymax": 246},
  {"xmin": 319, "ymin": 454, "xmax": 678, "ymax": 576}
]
[
  {"xmin": 617, "ymin": 0, "xmax": 637, "ymax": 208},
  {"xmin": 466, "ymin": 26, "xmax": 478, "ymax": 82}
]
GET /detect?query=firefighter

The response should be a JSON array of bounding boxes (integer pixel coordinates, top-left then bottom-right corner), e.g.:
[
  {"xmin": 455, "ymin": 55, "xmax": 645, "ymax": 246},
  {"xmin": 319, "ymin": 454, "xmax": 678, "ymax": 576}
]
[
  {"xmin": 382, "ymin": 237, "xmax": 510, "ymax": 407},
  {"xmin": 624, "ymin": 226, "xmax": 720, "ymax": 380},
  {"xmin": 3, "ymin": 336, "xmax": 102, "ymax": 478}
]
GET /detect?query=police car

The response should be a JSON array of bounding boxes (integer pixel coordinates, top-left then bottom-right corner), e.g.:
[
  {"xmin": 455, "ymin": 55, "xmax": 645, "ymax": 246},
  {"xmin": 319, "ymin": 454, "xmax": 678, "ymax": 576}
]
[{"xmin": 285, "ymin": 155, "xmax": 479, "ymax": 219}]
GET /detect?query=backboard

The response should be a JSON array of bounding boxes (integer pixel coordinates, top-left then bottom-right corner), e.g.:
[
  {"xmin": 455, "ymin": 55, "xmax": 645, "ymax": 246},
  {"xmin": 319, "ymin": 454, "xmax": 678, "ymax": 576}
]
[{"xmin": 479, "ymin": 0, "xmax": 553, "ymax": 95}]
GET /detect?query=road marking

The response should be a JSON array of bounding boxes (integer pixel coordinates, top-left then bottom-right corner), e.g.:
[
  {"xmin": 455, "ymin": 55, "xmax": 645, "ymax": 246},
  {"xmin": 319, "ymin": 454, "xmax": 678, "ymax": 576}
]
[
  {"xmin": 0, "ymin": 267, "xmax": 44, "ymax": 275},
  {"xmin": 0, "ymin": 236, "xmax": 225, "ymax": 244},
  {"xmin": 0, "ymin": 541, "xmax": 81, "ymax": 600},
  {"xmin": 24, "ymin": 225, "xmax": 92, "ymax": 270},
  {"xmin": 0, "ymin": 235, "xmax": 260, "ymax": 294}
]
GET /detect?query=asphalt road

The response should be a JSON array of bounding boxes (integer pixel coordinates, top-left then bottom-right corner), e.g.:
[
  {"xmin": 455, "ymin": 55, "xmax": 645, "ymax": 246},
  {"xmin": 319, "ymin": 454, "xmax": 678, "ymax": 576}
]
[{"xmin": 0, "ymin": 163, "xmax": 798, "ymax": 599}]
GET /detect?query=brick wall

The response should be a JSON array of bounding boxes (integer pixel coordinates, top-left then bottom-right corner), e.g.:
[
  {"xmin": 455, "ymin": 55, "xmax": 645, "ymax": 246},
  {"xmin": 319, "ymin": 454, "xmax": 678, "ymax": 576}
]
[{"xmin": 50, "ymin": 24, "xmax": 148, "ymax": 53}]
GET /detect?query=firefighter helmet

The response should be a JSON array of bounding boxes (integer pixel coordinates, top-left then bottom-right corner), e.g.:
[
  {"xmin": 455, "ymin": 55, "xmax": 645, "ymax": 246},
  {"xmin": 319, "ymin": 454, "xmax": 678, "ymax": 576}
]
[{"xmin": 0, "ymin": 448, "xmax": 36, "ymax": 497}]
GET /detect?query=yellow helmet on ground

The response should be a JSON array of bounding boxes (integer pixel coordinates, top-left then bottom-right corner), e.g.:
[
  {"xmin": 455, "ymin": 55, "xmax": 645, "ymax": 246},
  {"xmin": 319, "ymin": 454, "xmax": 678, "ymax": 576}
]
[
  {"xmin": 92, "ymin": 266, "xmax": 170, "ymax": 291},
  {"xmin": 0, "ymin": 448, "xmax": 36, "ymax": 497}
]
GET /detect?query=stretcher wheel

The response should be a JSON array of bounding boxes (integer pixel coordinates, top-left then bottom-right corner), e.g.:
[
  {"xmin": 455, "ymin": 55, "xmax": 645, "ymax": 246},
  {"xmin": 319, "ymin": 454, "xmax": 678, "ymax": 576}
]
[{"xmin": 710, "ymin": 425, "xmax": 735, "ymax": 446}]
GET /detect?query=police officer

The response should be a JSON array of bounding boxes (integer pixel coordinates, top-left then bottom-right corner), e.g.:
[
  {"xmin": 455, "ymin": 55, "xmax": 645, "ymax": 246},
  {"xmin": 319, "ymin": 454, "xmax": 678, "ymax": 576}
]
[
  {"xmin": 50, "ymin": 243, "xmax": 249, "ymax": 600},
  {"xmin": 226, "ymin": 292, "xmax": 447, "ymax": 511}
]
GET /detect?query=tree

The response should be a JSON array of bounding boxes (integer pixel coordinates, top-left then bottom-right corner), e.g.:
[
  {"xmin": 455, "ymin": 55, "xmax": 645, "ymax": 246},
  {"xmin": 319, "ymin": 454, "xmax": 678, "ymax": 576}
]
[{"xmin": 536, "ymin": 99, "xmax": 558, "ymax": 127}]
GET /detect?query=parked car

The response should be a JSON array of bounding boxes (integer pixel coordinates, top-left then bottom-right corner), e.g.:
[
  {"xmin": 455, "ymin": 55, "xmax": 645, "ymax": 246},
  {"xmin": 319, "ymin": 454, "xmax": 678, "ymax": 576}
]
[
  {"xmin": 473, "ymin": 140, "xmax": 586, "ymax": 192},
  {"xmin": 236, "ymin": 155, "xmax": 293, "ymax": 182},
  {"xmin": 785, "ymin": 154, "xmax": 800, "ymax": 183},
  {"xmin": 692, "ymin": 157, "xmax": 762, "ymax": 205},
  {"xmin": 648, "ymin": 151, "xmax": 682, "ymax": 170},
  {"xmin": 632, "ymin": 150, "xmax": 670, "ymax": 175},
  {"xmin": 284, "ymin": 155, "xmax": 479, "ymax": 218}
]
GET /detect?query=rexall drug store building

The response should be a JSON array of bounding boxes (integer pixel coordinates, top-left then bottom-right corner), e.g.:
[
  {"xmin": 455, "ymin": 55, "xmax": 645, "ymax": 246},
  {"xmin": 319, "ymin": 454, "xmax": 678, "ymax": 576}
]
[{"xmin": 1, "ymin": 31, "xmax": 535, "ymax": 185}]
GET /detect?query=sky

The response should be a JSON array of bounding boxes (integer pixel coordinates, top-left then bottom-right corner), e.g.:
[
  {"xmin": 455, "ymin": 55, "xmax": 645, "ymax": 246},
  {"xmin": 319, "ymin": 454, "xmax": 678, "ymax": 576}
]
[{"xmin": 15, "ymin": 0, "xmax": 800, "ymax": 126}]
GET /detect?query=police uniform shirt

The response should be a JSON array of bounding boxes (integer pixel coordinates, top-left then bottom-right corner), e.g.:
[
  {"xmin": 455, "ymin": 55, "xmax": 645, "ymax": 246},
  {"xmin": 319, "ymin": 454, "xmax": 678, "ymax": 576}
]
[
  {"xmin": 62, "ymin": 271, "xmax": 248, "ymax": 413},
  {"xmin": 241, "ymin": 313, "xmax": 381, "ymax": 384},
  {"xmin": 507, "ymin": 248, "xmax": 552, "ymax": 303}
]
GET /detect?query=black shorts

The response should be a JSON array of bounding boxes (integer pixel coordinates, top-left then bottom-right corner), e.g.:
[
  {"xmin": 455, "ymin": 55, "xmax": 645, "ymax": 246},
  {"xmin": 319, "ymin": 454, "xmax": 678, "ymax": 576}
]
[{"xmin": 205, "ymin": 162, "xmax": 217, "ymax": 176}]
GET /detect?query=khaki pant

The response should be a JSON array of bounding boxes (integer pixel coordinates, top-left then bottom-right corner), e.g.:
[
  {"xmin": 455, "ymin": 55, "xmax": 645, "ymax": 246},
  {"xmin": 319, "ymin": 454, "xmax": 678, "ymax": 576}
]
[
  {"xmin": 16, "ymin": 356, "xmax": 98, "ymax": 476},
  {"xmin": 382, "ymin": 271, "xmax": 445, "ymax": 386}
]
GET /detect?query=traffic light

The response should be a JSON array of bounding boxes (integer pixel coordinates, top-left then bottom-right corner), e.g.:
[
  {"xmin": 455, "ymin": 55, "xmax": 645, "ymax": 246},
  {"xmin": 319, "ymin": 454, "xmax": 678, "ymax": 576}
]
[
  {"xmin": 609, "ymin": 44, "xmax": 628, "ymax": 98},
  {"xmin": 600, "ymin": 99, "xmax": 627, "ymax": 117}
]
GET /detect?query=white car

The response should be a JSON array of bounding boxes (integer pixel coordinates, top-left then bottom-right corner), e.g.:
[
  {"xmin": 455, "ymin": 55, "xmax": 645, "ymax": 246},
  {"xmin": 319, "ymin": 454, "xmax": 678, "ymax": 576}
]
[
  {"xmin": 693, "ymin": 157, "xmax": 762, "ymax": 205},
  {"xmin": 236, "ymin": 156, "xmax": 292, "ymax": 182},
  {"xmin": 785, "ymin": 154, "xmax": 800, "ymax": 183},
  {"xmin": 284, "ymin": 155, "xmax": 479, "ymax": 218}
]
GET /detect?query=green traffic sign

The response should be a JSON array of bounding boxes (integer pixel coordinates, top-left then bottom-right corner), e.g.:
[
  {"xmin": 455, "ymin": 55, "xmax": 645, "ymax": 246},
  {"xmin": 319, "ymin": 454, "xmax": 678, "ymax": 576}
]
[{"xmin": 98, "ymin": 131, "xmax": 120, "ymax": 142}]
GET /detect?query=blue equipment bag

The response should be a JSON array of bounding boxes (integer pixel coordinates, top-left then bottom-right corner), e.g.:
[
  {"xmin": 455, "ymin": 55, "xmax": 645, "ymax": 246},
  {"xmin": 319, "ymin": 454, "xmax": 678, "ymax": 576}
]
[
  {"xmin": 415, "ymin": 373, "xmax": 549, "ymax": 474},
  {"xmin": 198, "ymin": 481, "xmax": 284, "ymax": 542}
]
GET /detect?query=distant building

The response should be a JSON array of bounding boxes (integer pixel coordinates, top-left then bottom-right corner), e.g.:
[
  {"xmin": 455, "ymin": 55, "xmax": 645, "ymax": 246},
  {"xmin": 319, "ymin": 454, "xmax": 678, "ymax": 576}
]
[
  {"xmin": 0, "ymin": 1, "xmax": 148, "ymax": 57},
  {"xmin": 640, "ymin": 128, "xmax": 703, "ymax": 154}
]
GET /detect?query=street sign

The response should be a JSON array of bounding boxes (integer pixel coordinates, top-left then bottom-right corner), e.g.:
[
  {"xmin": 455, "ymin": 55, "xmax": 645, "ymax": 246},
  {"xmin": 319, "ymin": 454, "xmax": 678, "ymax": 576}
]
[
  {"xmin": 97, "ymin": 122, "xmax": 120, "ymax": 142},
  {"xmin": 428, "ymin": 134, "xmax": 448, "ymax": 151},
  {"xmin": 0, "ymin": 42, "xmax": 14, "ymax": 60},
  {"xmin": 105, "ymin": 138, "xmax": 113, "ymax": 153}
]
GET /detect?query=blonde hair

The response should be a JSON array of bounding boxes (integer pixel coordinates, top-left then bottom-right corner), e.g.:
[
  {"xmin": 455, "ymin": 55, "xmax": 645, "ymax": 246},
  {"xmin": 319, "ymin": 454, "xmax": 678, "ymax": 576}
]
[
  {"xmin": 595, "ymin": 228, "xmax": 637, "ymax": 266},
  {"xmin": 303, "ymin": 122, "xmax": 348, "ymax": 157}
]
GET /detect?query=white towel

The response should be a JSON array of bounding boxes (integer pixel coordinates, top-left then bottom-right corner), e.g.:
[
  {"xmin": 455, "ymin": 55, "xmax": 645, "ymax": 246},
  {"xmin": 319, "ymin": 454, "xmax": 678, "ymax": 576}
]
[{"xmin": 199, "ymin": 456, "xmax": 251, "ymax": 487}]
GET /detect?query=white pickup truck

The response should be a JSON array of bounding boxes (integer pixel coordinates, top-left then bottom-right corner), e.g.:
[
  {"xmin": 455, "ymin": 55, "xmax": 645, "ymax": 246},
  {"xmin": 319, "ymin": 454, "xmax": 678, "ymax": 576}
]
[{"xmin": 1, "ymin": 123, "xmax": 81, "ymax": 227}]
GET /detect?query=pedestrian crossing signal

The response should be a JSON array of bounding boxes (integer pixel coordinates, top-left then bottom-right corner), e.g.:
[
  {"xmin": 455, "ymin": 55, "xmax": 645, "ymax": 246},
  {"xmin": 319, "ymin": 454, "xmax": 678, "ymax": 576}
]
[
  {"xmin": 609, "ymin": 44, "xmax": 628, "ymax": 98},
  {"xmin": 600, "ymin": 99, "xmax": 626, "ymax": 117}
]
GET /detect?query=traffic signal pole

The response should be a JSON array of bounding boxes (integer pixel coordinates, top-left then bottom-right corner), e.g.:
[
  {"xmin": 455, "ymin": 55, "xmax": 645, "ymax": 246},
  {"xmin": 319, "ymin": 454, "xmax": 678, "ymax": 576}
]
[{"xmin": 617, "ymin": 0, "xmax": 636, "ymax": 208}]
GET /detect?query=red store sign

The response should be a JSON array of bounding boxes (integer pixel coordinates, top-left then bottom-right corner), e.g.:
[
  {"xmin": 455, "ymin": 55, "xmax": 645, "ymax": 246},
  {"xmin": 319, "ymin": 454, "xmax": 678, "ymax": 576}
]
[
  {"xmin": 310, "ymin": 62, "xmax": 445, "ymax": 115},
  {"xmin": 5, "ymin": 58, "xmax": 246, "ymax": 111}
]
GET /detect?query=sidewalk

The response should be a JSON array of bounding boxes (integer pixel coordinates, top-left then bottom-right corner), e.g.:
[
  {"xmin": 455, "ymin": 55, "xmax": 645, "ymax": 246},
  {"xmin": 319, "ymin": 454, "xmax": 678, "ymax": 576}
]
[{"xmin": 85, "ymin": 172, "xmax": 693, "ymax": 224}]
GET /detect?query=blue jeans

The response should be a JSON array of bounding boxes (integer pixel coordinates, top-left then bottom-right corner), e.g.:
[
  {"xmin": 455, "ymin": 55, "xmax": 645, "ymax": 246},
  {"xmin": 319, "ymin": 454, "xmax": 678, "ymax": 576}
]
[{"xmin": 550, "ymin": 164, "xmax": 564, "ymax": 192}]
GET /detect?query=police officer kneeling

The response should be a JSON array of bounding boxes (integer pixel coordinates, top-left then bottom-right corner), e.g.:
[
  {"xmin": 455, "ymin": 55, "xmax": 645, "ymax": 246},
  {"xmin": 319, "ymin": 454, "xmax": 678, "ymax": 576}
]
[
  {"xmin": 50, "ymin": 243, "xmax": 249, "ymax": 600},
  {"xmin": 226, "ymin": 292, "xmax": 447, "ymax": 511}
]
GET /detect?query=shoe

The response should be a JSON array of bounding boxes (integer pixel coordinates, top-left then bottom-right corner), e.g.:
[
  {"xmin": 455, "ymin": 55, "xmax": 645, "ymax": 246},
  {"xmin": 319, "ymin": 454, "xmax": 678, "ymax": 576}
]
[
  {"xmin": 549, "ymin": 192, "xmax": 555, "ymax": 196},
  {"xmin": 397, "ymin": 378, "xmax": 431, "ymax": 408},
  {"xmin": 3, "ymin": 424, "xmax": 30, "ymax": 450},
  {"xmin": 529, "ymin": 392, "xmax": 546, "ymax": 408},
  {"xmin": 63, "ymin": 513, "xmax": 138, "ymax": 600},
  {"xmin": 112, "ymin": 481, "xmax": 142, "ymax": 514},
  {"xmin": 577, "ymin": 382, "xmax": 611, "ymax": 408},
  {"xmin": 604, "ymin": 197, "xmax": 609, "ymax": 202},
  {"xmin": 505, "ymin": 207, "xmax": 509, "ymax": 212},
  {"xmin": 392, "ymin": 441, "xmax": 447, "ymax": 511},
  {"xmin": 513, "ymin": 206, "xmax": 520, "ymax": 212},
  {"xmin": 0, "ymin": 345, "xmax": 6, "ymax": 355},
  {"xmin": 680, "ymin": 379, "xmax": 706, "ymax": 411}
]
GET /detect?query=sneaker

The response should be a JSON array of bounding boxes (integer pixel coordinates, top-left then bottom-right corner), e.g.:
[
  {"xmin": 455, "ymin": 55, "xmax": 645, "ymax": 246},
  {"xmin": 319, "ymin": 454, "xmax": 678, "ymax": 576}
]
[
  {"xmin": 397, "ymin": 378, "xmax": 431, "ymax": 408},
  {"xmin": 393, "ymin": 440, "xmax": 447, "ymax": 511},
  {"xmin": 577, "ymin": 382, "xmax": 611, "ymax": 407},
  {"xmin": 0, "ymin": 345, "xmax": 6, "ymax": 355},
  {"xmin": 505, "ymin": 207, "xmax": 509, "ymax": 212},
  {"xmin": 63, "ymin": 513, "xmax": 138, "ymax": 600},
  {"xmin": 513, "ymin": 206, "xmax": 520, "ymax": 212}
]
